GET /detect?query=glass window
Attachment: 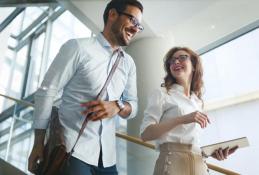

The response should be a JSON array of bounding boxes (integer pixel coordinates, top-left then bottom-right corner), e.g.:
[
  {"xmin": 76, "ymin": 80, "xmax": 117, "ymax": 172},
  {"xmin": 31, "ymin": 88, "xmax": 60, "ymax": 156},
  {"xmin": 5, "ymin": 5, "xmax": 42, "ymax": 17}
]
[
  {"xmin": 21, "ymin": 7, "xmax": 48, "ymax": 31},
  {"xmin": 202, "ymin": 28, "xmax": 259, "ymax": 101},
  {"xmin": 0, "ymin": 7, "xmax": 15, "ymax": 23},
  {"xmin": 0, "ymin": 62, "xmax": 11, "ymax": 88},
  {"xmin": 16, "ymin": 45, "xmax": 28, "ymax": 66},
  {"xmin": 48, "ymin": 11, "xmax": 92, "ymax": 68},
  {"xmin": 11, "ymin": 70, "xmax": 23, "ymax": 93},
  {"xmin": 25, "ymin": 33, "xmax": 45, "ymax": 96}
]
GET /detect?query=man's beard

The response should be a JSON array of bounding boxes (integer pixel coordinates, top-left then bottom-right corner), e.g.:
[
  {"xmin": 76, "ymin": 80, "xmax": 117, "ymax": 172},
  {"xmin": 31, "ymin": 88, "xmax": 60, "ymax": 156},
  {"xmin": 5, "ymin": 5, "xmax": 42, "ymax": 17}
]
[{"xmin": 111, "ymin": 23, "xmax": 129, "ymax": 46}]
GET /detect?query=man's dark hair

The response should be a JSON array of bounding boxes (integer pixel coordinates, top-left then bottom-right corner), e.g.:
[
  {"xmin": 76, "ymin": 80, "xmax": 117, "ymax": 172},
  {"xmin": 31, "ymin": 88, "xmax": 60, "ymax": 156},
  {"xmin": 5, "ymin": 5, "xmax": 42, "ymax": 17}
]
[{"xmin": 103, "ymin": 0, "xmax": 143, "ymax": 25}]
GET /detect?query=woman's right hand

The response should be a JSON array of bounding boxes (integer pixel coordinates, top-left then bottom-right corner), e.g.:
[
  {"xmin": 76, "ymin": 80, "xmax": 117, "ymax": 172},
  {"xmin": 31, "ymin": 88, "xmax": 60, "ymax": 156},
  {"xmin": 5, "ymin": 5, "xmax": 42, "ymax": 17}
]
[
  {"xmin": 28, "ymin": 144, "xmax": 44, "ymax": 174},
  {"xmin": 181, "ymin": 111, "xmax": 210, "ymax": 128}
]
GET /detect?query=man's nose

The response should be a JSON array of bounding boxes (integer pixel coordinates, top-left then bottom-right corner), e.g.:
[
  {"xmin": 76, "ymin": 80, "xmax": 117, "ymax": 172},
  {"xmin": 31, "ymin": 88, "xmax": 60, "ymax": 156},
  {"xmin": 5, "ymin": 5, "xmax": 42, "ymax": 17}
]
[{"xmin": 130, "ymin": 25, "xmax": 139, "ymax": 33}]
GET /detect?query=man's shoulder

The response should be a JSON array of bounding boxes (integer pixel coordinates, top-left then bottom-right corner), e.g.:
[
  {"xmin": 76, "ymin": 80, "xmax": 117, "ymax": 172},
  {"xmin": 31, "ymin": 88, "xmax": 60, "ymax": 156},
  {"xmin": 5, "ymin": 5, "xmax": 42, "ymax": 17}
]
[
  {"xmin": 61, "ymin": 37, "xmax": 98, "ymax": 55},
  {"xmin": 71, "ymin": 37, "xmax": 97, "ymax": 47},
  {"xmin": 122, "ymin": 51, "xmax": 135, "ymax": 65}
]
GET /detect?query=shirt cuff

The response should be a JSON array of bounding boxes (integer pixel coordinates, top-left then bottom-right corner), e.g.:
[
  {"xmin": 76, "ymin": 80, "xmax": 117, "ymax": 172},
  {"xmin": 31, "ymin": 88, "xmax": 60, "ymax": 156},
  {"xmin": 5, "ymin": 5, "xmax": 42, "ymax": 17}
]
[
  {"xmin": 32, "ymin": 118, "xmax": 50, "ymax": 129},
  {"xmin": 124, "ymin": 100, "xmax": 137, "ymax": 119}
]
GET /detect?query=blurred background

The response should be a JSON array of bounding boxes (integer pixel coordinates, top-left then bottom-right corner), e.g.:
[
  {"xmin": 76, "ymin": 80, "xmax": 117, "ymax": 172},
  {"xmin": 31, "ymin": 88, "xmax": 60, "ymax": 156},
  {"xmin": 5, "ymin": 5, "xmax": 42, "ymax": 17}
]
[{"xmin": 0, "ymin": 0, "xmax": 259, "ymax": 174}]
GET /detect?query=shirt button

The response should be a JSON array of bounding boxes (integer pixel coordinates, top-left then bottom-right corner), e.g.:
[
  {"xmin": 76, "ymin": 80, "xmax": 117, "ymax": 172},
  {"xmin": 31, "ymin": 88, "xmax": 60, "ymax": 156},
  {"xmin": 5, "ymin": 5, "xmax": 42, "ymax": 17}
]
[
  {"xmin": 168, "ymin": 152, "xmax": 172, "ymax": 155},
  {"xmin": 167, "ymin": 161, "xmax": 172, "ymax": 165}
]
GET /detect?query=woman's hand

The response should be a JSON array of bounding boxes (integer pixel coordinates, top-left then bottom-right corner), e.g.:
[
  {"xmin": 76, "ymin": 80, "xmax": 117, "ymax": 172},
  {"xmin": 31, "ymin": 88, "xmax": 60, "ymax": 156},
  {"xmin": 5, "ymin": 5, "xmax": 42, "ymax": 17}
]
[
  {"xmin": 181, "ymin": 111, "xmax": 210, "ymax": 128},
  {"xmin": 211, "ymin": 146, "xmax": 238, "ymax": 160}
]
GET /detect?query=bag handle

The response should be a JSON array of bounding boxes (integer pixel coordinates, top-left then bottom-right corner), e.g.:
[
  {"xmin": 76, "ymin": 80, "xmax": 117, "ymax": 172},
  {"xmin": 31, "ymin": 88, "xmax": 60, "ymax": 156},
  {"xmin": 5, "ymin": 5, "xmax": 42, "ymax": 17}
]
[{"xmin": 69, "ymin": 49, "xmax": 123, "ymax": 155}]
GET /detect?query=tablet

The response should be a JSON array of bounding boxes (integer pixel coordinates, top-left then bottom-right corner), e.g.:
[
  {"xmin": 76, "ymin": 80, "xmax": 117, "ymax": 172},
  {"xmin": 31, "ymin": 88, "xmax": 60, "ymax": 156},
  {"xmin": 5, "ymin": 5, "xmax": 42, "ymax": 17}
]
[{"xmin": 201, "ymin": 137, "xmax": 249, "ymax": 156}]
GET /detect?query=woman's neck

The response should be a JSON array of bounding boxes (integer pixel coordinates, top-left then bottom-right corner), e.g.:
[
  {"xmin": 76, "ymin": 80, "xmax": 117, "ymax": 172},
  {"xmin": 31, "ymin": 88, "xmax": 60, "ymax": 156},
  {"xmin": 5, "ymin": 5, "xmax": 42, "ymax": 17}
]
[{"xmin": 177, "ymin": 80, "xmax": 191, "ymax": 97}]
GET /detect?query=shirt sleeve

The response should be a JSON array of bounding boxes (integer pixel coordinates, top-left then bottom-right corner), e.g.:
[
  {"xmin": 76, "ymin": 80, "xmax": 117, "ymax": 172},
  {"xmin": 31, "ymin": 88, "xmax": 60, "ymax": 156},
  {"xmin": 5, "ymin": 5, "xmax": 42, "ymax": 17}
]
[
  {"xmin": 32, "ymin": 39, "xmax": 81, "ymax": 129},
  {"xmin": 140, "ymin": 88, "xmax": 165, "ymax": 135},
  {"xmin": 120, "ymin": 59, "xmax": 138, "ymax": 119}
]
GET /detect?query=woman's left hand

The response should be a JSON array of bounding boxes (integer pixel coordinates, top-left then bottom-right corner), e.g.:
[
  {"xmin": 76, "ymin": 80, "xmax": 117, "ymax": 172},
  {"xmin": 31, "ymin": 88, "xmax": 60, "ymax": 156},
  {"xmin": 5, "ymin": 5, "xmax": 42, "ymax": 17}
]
[{"xmin": 211, "ymin": 146, "xmax": 238, "ymax": 160}]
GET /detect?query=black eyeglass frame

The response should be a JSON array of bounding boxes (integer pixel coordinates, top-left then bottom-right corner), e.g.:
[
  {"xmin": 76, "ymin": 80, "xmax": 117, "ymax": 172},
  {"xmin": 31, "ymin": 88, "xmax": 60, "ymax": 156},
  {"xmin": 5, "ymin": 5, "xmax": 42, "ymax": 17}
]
[
  {"xmin": 169, "ymin": 55, "xmax": 190, "ymax": 65},
  {"xmin": 117, "ymin": 11, "xmax": 144, "ymax": 32}
]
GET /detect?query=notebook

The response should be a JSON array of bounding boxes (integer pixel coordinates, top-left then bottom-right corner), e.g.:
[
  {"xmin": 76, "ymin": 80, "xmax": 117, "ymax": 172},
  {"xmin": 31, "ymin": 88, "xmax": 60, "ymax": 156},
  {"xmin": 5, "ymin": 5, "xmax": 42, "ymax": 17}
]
[{"xmin": 201, "ymin": 137, "xmax": 249, "ymax": 156}]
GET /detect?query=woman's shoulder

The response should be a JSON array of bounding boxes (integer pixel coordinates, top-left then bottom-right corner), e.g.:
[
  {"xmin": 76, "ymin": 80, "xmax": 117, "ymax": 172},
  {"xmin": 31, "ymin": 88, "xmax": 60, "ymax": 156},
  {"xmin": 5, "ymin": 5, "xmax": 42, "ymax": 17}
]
[{"xmin": 150, "ymin": 86, "xmax": 168, "ymax": 96}]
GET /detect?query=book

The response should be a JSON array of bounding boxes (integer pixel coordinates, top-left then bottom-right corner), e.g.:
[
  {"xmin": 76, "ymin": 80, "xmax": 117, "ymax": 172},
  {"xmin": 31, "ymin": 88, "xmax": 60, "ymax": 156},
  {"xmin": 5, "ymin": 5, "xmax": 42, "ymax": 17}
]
[{"xmin": 201, "ymin": 137, "xmax": 249, "ymax": 156}]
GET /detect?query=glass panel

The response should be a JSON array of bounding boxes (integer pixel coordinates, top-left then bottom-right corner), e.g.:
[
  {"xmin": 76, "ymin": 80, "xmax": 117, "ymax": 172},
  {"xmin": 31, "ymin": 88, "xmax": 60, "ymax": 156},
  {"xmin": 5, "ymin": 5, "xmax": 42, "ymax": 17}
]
[
  {"xmin": 0, "ymin": 7, "xmax": 16, "ymax": 23},
  {"xmin": 0, "ymin": 106, "xmax": 33, "ymax": 174},
  {"xmin": 0, "ymin": 62, "xmax": 11, "ymax": 88},
  {"xmin": 7, "ymin": 10, "xmax": 24, "ymax": 37},
  {"xmin": 21, "ymin": 7, "xmax": 48, "ymax": 31},
  {"xmin": 25, "ymin": 33, "xmax": 45, "ymax": 96},
  {"xmin": 48, "ymin": 11, "xmax": 92, "ymax": 68},
  {"xmin": 11, "ymin": 70, "xmax": 23, "ymax": 93},
  {"xmin": 16, "ymin": 45, "xmax": 28, "ymax": 66},
  {"xmin": 202, "ymin": 28, "xmax": 259, "ymax": 101},
  {"xmin": 200, "ymin": 28, "xmax": 259, "ymax": 174}
]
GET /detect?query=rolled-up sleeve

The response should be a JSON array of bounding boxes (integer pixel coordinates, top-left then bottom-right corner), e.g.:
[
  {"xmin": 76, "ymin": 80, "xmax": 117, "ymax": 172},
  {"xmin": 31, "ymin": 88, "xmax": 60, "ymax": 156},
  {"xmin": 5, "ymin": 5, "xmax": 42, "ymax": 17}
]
[
  {"xmin": 33, "ymin": 39, "xmax": 81, "ymax": 129},
  {"xmin": 121, "ymin": 60, "xmax": 138, "ymax": 119},
  {"xmin": 140, "ymin": 88, "xmax": 164, "ymax": 135}
]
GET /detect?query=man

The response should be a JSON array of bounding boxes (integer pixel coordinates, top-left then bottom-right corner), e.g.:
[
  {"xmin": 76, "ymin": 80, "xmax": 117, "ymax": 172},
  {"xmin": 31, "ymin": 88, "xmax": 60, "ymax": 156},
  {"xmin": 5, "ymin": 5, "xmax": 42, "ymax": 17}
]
[{"xmin": 28, "ymin": 0, "xmax": 143, "ymax": 174}]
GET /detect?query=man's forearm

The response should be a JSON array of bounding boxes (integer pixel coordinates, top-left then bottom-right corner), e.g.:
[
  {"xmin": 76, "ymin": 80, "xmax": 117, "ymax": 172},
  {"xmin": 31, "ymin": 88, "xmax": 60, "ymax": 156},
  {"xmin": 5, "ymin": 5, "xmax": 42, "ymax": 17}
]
[{"xmin": 33, "ymin": 129, "xmax": 46, "ymax": 146}]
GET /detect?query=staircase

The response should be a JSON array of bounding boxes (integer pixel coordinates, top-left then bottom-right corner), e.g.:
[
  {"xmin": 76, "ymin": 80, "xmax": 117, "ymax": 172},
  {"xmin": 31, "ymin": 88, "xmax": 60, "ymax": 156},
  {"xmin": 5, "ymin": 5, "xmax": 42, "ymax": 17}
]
[{"xmin": 0, "ymin": 158, "xmax": 26, "ymax": 175}]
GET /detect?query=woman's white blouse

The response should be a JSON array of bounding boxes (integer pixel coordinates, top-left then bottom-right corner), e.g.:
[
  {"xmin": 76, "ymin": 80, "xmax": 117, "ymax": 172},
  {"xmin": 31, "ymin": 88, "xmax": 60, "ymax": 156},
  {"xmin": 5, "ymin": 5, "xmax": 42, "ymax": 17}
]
[{"xmin": 140, "ymin": 84, "xmax": 203, "ymax": 149}]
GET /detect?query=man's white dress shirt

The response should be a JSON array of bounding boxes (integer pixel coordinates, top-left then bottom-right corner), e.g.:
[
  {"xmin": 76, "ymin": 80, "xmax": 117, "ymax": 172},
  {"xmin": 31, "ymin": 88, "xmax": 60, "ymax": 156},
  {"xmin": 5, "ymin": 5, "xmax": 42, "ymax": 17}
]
[{"xmin": 33, "ymin": 33, "xmax": 138, "ymax": 167}]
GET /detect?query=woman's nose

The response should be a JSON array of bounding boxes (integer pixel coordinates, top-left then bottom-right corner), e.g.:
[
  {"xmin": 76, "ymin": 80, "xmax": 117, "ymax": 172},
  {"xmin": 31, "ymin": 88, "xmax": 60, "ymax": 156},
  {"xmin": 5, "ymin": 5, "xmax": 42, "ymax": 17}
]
[{"xmin": 174, "ymin": 58, "xmax": 180, "ymax": 64}]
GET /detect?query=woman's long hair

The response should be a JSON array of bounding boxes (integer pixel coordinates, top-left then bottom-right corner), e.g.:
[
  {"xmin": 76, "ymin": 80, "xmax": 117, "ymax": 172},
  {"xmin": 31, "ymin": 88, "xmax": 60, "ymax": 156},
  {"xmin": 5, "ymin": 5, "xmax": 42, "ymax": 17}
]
[{"xmin": 161, "ymin": 47, "xmax": 204, "ymax": 100}]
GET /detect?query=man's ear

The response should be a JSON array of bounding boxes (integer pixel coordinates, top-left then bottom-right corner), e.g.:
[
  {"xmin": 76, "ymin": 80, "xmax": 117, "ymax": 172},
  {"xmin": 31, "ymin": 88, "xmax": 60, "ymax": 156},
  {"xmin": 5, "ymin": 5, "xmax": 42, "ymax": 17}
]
[{"xmin": 108, "ymin": 9, "xmax": 118, "ymax": 22}]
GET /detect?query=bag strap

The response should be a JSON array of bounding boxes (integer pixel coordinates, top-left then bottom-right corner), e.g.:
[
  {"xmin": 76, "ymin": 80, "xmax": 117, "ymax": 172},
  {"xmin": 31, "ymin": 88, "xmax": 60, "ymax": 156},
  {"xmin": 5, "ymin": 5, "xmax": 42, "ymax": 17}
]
[{"xmin": 69, "ymin": 49, "xmax": 123, "ymax": 155}]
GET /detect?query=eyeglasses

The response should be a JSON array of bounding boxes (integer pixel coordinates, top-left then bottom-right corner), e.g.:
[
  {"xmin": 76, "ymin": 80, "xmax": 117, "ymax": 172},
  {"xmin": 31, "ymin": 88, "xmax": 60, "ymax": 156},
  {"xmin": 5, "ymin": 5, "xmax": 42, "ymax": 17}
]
[
  {"xmin": 169, "ymin": 55, "xmax": 189, "ymax": 65},
  {"xmin": 117, "ymin": 11, "xmax": 144, "ymax": 32}
]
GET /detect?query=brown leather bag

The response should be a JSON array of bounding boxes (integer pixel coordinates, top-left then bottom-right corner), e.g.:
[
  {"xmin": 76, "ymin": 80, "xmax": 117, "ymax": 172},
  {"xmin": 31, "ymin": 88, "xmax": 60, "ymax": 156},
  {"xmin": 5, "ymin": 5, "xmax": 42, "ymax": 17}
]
[{"xmin": 36, "ymin": 107, "xmax": 69, "ymax": 175}]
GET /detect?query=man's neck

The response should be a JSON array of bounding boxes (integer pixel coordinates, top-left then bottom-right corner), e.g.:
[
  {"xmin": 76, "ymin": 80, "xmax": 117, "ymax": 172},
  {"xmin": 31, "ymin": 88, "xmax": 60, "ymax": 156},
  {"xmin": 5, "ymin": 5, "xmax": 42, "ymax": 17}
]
[{"xmin": 102, "ymin": 31, "xmax": 119, "ymax": 50}]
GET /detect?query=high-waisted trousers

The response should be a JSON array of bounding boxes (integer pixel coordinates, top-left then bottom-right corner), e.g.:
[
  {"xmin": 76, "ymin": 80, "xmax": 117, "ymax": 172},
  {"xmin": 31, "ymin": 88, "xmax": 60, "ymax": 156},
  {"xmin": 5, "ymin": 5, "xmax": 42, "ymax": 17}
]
[{"xmin": 153, "ymin": 142, "xmax": 209, "ymax": 175}]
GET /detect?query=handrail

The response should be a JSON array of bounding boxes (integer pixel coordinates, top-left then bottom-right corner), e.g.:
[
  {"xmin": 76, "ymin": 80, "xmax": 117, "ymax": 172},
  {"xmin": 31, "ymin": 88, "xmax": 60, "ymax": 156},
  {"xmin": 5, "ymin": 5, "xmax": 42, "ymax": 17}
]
[
  {"xmin": 0, "ymin": 93, "xmax": 240, "ymax": 175},
  {"xmin": 116, "ymin": 132, "xmax": 240, "ymax": 175},
  {"xmin": 0, "ymin": 93, "xmax": 34, "ymax": 107}
]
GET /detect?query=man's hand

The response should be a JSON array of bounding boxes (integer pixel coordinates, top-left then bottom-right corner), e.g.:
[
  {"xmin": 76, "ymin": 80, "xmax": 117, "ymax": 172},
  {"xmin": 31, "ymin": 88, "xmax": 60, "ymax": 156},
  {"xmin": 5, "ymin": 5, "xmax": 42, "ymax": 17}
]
[
  {"xmin": 28, "ymin": 144, "xmax": 44, "ymax": 173},
  {"xmin": 181, "ymin": 111, "xmax": 210, "ymax": 128},
  {"xmin": 211, "ymin": 146, "xmax": 238, "ymax": 160},
  {"xmin": 81, "ymin": 100, "xmax": 120, "ymax": 121},
  {"xmin": 28, "ymin": 129, "xmax": 46, "ymax": 173}
]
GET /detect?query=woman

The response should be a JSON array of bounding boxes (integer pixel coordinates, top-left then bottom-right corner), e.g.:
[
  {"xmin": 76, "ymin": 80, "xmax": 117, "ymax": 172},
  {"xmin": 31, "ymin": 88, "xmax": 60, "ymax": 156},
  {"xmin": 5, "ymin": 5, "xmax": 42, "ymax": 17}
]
[{"xmin": 140, "ymin": 47, "xmax": 237, "ymax": 175}]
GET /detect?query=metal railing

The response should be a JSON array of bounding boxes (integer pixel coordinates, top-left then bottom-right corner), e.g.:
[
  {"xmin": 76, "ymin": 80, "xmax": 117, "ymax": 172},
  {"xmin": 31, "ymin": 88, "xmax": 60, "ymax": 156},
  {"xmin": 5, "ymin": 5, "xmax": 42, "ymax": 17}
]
[{"xmin": 0, "ymin": 93, "xmax": 240, "ymax": 175}]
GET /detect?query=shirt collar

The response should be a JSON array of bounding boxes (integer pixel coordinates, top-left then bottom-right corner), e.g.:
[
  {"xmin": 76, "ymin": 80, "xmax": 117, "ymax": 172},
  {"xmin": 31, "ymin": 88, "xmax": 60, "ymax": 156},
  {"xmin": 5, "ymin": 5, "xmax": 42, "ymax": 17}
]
[
  {"xmin": 97, "ymin": 33, "xmax": 125, "ymax": 56},
  {"xmin": 171, "ymin": 84, "xmax": 195, "ymax": 97},
  {"xmin": 172, "ymin": 84, "xmax": 185, "ymax": 93}
]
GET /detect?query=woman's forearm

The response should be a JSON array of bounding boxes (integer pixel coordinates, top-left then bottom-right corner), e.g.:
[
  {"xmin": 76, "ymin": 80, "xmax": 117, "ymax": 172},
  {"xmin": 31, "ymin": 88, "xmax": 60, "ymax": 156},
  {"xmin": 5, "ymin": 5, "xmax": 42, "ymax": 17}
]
[{"xmin": 141, "ymin": 117, "xmax": 183, "ymax": 142}]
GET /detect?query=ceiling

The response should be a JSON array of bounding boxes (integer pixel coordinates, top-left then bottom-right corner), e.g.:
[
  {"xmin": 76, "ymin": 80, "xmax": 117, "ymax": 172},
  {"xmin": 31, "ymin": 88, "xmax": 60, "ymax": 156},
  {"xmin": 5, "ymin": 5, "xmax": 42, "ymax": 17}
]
[{"xmin": 58, "ymin": 0, "xmax": 259, "ymax": 50}]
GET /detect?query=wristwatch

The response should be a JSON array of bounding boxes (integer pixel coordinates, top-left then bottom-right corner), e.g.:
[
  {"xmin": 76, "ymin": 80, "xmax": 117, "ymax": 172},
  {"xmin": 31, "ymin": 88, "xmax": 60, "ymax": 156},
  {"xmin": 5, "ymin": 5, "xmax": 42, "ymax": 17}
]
[{"xmin": 116, "ymin": 100, "xmax": 125, "ymax": 111}]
